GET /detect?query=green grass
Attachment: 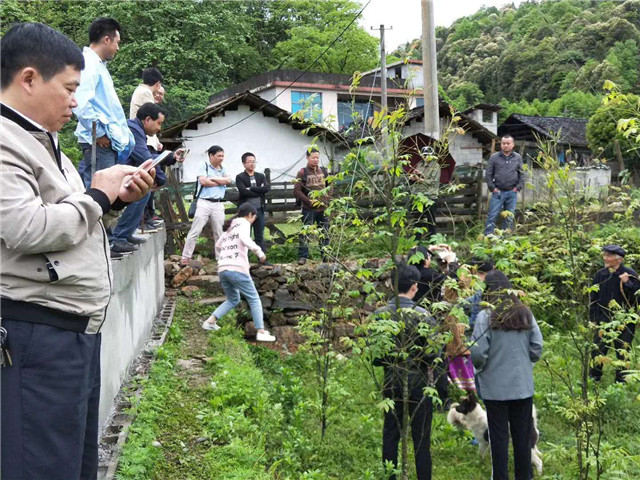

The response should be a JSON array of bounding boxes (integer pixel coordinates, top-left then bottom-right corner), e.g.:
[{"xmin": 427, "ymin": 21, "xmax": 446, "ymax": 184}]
[{"xmin": 117, "ymin": 298, "xmax": 640, "ymax": 479}]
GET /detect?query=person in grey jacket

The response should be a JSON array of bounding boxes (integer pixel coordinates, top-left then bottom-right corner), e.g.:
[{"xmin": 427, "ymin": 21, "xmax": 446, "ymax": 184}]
[
  {"xmin": 1, "ymin": 23, "xmax": 154, "ymax": 480},
  {"xmin": 484, "ymin": 135, "xmax": 526, "ymax": 235},
  {"xmin": 470, "ymin": 270, "xmax": 543, "ymax": 480}
]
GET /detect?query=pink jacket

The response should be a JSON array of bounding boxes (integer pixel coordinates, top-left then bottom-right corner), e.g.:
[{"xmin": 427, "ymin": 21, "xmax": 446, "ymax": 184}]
[{"xmin": 215, "ymin": 218, "xmax": 265, "ymax": 276}]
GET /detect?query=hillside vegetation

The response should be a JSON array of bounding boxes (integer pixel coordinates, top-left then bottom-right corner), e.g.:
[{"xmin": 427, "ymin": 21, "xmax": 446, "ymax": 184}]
[{"xmin": 395, "ymin": 0, "xmax": 640, "ymax": 119}]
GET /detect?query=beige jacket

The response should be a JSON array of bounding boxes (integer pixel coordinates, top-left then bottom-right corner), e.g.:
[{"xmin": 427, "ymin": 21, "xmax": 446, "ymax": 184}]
[
  {"xmin": 129, "ymin": 83, "xmax": 161, "ymax": 150},
  {"xmin": 0, "ymin": 108, "xmax": 113, "ymax": 334}
]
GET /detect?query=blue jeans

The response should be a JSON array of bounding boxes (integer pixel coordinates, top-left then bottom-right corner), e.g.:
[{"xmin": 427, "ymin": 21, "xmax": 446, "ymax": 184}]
[
  {"xmin": 214, "ymin": 270, "xmax": 264, "ymax": 330},
  {"xmin": 78, "ymin": 143, "xmax": 118, "ymax": 189},
  {"xmin": 484, "ymin": 190, "xmax": 517, "ymax": 235},
  {"xmin": 112, "ymin": 192, "xmax": 151, "ymax": 241},
  {"xmin": 298, "ymin": 208, "xmax": 329, "ymax": 259}
]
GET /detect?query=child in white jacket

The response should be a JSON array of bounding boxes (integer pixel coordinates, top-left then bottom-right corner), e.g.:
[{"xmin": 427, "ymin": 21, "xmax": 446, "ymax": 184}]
[{"xmin": 202, "ymin": 204, "xmax": 276, "ymax": 342}]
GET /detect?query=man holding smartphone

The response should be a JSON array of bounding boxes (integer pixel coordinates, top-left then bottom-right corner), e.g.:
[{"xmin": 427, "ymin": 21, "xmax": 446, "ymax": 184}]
[
  {"xmin": 0, "ymin": 23, "xmax": 154, "ymax": 480},
  {"xmin": 111, "ymin": 102, "xmax": 185, "ymax": 253}
]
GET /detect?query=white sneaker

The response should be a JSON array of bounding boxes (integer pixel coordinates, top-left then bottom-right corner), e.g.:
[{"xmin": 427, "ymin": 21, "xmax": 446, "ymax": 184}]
[
  {"xmin": 202, "ymin": 319, "xmax": 220, "ymax": 331},
  {"xmin": 256, "ymin": 330, "xmax": 276, "ymax": 342}
]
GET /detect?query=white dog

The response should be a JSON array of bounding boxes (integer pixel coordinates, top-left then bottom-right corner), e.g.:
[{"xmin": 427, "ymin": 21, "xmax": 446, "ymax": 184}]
[{"xmin": 447, "ymin": 393, "xmax": 543, "ymax": 475}]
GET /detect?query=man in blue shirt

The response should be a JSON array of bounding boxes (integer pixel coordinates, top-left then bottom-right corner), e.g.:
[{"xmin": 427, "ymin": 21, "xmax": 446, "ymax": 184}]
[
  {"xmin": 74, "ymin": 18, "xmax": 134, "ymax": 188},
  {"xmin": 111, "ymin": 102, "xmax": 185, "ymax": 252},
  {"xmin": 181, "ymin": 145, "xmax": 231, "ymax": 265}
]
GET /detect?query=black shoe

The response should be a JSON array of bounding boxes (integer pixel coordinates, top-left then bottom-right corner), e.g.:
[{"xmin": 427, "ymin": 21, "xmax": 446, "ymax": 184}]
[
  {"xmin": 111, "ymin": 240, "xmax": 137, "ymax": 253},
  {"xmin": 127, "ymin": 235, "xmax": 148, "ymax": 245},
  {"xmin": 110, "ymin": 250, "xmax": 124, "ymax": 259}
]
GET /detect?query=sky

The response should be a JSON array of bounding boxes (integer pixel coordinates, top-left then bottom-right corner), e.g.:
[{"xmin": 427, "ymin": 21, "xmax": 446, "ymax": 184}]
[{"xmin": 360, "ymin": 0, "xmax": 527, "ymax": 51}]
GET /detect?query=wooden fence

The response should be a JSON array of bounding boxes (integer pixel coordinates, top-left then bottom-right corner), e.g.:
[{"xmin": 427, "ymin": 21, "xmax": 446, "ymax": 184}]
[{"xmin": 158, "ymin": 167, "xmax": 485, "ymax": 252}]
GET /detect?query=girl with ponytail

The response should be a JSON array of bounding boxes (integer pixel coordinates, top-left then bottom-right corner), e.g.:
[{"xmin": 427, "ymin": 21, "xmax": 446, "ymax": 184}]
[{"xmin": 202, "ymin": 203, "xmax": 276, "ymax": 342}]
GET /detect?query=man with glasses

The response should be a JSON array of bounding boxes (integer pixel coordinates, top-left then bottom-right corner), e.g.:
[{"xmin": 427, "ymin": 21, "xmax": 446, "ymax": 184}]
[{"xmin": 236, "ymin": 152, "xmax": 270, "ymax": 250}]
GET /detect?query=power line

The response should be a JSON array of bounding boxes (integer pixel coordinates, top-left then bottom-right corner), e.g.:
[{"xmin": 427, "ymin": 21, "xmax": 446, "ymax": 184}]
[{"xmin": 182, "ymin": 0, "xmax": 374, "ymax": 140}]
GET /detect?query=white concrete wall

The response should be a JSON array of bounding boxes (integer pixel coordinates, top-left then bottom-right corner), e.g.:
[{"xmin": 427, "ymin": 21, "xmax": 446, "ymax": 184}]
[
  {"xmin": 467, "ymin": 109, "xmax": 498, "ymax": 135},
  {"xmin": 99, "ymin": 230, "xmax": 166, "ymax": 427},
  {"xmin": 180, "ymin": 105, "xmax": 336, "ymax": 183}
]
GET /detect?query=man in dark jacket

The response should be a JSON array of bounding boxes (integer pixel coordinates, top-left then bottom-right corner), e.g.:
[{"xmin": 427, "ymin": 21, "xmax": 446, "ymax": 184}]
[
  {"xmin": 374, "ymin": 264, "xmax": 438, "ymax": 480},
  {"xmin": 111, "ymin": 102, "xmax": 184, "ymax": 252},
  {"xmin": 293, "ymin": 147, "xmax": 330, "ymax": 264},
  {"xmin": 589, "ymin": 245, "xmax": 640, "ymax": 382},
  {"xmin": 484, "ymin": 135, "xmax": 525, "ymax": 235},
  {"xmin": 236, "ymin": 152, "xmax": 270, "ymax": 250}
]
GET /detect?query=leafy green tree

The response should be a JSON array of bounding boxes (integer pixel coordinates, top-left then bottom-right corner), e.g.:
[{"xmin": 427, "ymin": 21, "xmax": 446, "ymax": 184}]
[
  {"xmin": 271, "ymin": 1, "xmax": 377, "ymax": 74},
  {"xmin": 587, "ymin": 85, "xmax": 640, "ymax": 171},
  {"xmin": 448, "ymin": 82, "xmax": 484, "ymax": 111}
]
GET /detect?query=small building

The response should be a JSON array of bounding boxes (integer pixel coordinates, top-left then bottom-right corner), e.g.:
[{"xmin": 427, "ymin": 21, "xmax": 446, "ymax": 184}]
[
  {"xmin": 498, "ymin": 114, "xmax": 609, "ymax": 202},
  {"xmin": 498, "ymin": 114, "xmax": 593, "ymax": 165},
  {"xmin": 160, "ymin": 91, "xmax": 343, "ymax": 183}
]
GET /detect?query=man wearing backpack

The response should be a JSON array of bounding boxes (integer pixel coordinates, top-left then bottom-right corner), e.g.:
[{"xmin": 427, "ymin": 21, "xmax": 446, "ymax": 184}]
[{"xmin": 293, "ymin": 147, "xmax": 330, "ymax": 265}]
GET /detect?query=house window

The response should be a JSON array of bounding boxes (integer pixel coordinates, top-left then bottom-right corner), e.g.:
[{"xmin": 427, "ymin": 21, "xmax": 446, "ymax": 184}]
[
  {"xmin": 415, "ymin": 97, "xmax": 425, "ymax": 108},
  {"xmin": 291, "ymin": 91, "xmax": 322, "ymax": 121},
  {"xmin": 482, "ymin": 110, "xmax": 493, "ymax": 123},
  {"xmin": 338, "ymin": 100, "xmax": 373, "ymax": 129}
]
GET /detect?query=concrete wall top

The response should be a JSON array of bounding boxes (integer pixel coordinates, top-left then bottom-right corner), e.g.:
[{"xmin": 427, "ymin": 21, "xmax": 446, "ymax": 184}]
[{"xmin": 99, "ymin": 230, "xmax": 166, "ymax": 428}]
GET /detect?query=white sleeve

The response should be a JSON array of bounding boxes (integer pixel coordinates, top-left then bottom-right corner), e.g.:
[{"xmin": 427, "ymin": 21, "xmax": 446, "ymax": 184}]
[{"xmin": 238, "ymin": 221, "xmax": 264, "ymax": 258}]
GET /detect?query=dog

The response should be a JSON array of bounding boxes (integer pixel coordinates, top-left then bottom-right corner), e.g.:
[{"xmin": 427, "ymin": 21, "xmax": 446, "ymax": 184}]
[{"xmin": 447, "ymin": 393, "xmax": 543, "ymax": 475}]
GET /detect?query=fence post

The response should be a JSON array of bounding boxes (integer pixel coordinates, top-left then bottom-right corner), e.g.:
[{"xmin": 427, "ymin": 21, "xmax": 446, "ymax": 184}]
[{"xmin": 265, "ymin": 168, "xmax": 273, "ymax": 217}]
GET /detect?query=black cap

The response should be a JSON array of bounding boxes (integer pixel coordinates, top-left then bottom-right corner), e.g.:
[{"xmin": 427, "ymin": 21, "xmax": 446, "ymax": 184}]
[
  {"xmin": 470, "ymin": 256, "xmax": 494, "ymax": 273},
  {"xmin": 602, "ymin": 245, "xmax": 625, "ymax": 257}
]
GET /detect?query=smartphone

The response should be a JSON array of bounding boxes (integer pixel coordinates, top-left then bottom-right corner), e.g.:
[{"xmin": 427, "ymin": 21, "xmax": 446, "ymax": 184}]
[{"xmin": 124, "ymin": 150, "xmax": 172, "ymax": 187}]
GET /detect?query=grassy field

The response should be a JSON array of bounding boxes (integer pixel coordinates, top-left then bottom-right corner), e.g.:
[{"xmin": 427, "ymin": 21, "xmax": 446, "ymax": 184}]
[{"xmin": 116, "ymin": 297, "xmax": 640, "ymax": 480}]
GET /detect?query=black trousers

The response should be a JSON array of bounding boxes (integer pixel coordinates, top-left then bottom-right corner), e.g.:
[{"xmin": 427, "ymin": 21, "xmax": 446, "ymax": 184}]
[
  {"xmin": 590, "ymin": 321, "xmax": 637, "ymax": 382},
  {"xmin": 252, "ymin": 207, "xmax": 266, "ymax": 251},
  {"xmin": 1, "ymin": 320, "xmax": 102, "ymax": 480},
  {"xmin": 382, "ymin": 384, "xmax": 433, "ymax": 480},
  {"xmin": 298, "ymin": 208, "xmax": 329, "ymax": 260},
  {"xmin": 484, "ymin": 397, "xmax": 533, "ymax": 480}
]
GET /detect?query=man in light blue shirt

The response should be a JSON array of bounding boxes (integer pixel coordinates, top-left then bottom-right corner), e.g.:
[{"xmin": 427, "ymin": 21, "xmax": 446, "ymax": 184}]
[
  {"xmin": 181, "ymin": 145, "xmax": 231, "ymax": 265},
  {"xmin": 74, "ymin": 18, "xmax": 134, "ymax": 188}
]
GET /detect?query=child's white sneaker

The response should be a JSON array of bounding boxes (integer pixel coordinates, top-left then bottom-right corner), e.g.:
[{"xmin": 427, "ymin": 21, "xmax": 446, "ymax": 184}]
[
  {"xmin": 256, "ymin": 330, "xmax": 276, "ymax": 342},
  {"xmin": 202, "ymin": 317, "xmax": 220, "ymax": 331}
]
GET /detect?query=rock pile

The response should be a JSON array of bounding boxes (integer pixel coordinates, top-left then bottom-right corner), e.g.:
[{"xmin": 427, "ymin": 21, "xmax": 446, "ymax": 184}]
[{"xmin": 165, "ymin": 256, "xmax": 393, "ymax": 345}]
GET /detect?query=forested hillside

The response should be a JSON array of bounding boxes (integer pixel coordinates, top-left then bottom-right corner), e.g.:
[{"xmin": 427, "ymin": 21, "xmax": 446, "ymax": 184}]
[{"xmin": 395, "ymin": 0, "xmax": 640, "ymax": 120}]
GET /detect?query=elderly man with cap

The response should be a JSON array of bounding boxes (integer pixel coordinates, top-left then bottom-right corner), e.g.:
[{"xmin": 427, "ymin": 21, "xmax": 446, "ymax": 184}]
[{"xmin": 589, "ymin": 245, "xmax": 640, "ymax": 383}]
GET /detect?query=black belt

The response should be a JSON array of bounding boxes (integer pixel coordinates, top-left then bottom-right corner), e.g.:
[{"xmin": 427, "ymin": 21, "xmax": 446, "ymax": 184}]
[
  {"xmin": 203, "ymin": 198, "xmax": 224, "ymax": 203},
  {"xmin": 1, "ymin": 297, "xmax": 90, "ymax": 333}
]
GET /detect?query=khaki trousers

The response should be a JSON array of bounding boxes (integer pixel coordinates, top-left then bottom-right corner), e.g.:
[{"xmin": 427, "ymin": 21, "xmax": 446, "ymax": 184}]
[{"xmin": 182, "ymin": 199, "xmax": 225, "ymax": 259}]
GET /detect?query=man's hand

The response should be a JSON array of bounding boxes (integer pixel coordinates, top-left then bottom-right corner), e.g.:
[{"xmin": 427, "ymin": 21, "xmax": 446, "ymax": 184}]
[
  {"xmin": 259, "ymin": 255, "xmax": 267, "ymax": 263},
  {"xmin": 175, "ymin": 148, "xmax": 187, "ymax": 162},
  {"xmin": 91, "ymin": 164, "xmax": 142, "ymax": 203},
  {"xmin": 513, "ymin": 188, "xmax": 518, "ymax": 192},
  {"xmin": 493, "ymin": 188, "xmax": 499, "ymax": 193},
  {"xmin": 119, "ymin": 159, "xmax": 156, "ymax": 203},
  {"xmin": 157, "ymin": 143, "xmax": 164, "ymax": 152},
  {"xmin": 96, "ymin": 135, "xmax": 111, "ymax": 148},
  {"xmin": 620, "ymin": 272, "xmax": 630, "ymax": 284}
]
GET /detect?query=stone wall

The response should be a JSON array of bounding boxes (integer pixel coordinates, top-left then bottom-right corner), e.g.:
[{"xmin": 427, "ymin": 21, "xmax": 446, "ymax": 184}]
[{"xmin": 168, "ymin": 257, "xmax": 391, "ymax": 345}]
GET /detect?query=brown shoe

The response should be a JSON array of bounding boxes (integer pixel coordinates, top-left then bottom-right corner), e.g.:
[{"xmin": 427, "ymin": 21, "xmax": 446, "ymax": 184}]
[{"xmin": 297, "ymin": 258, "xmax": 307, "ymax": 265}]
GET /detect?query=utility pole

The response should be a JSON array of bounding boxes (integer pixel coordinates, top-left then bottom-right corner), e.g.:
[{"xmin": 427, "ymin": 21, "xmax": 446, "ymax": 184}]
[
  {"xmin": 421, "ymin": 0, "xmax": 439, "ymax": 139},
  {"xmin": 372, "ymin": 24, "xmax": 392, "ymax": 155}
]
